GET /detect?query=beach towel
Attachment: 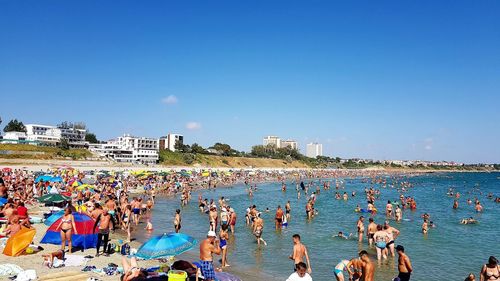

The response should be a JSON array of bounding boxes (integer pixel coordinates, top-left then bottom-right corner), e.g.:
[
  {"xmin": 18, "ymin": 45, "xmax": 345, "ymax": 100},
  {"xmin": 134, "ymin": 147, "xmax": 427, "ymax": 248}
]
[
  {"xmin": 16, "ymin": 269, "xmax": 37, "ymax": 281},
  {"xmin": 63, "ymin": 255, "xmax": 88, "ymax": 267},
  {"xmin": 0, "ymin": 263, "xmax": 23, "ymax": 276}
]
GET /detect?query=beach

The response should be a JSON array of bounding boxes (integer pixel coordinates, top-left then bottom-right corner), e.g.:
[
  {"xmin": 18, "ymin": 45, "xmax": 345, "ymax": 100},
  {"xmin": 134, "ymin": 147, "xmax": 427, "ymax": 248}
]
[{"xmin": 0, "ymin": 162, "xmax": 498, "ymax": 281}]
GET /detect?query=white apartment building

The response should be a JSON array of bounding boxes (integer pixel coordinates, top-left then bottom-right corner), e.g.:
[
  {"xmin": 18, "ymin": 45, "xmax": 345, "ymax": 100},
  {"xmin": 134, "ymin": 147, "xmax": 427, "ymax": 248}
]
[
  {"xmin": 281, "ymin": 139, "xmax": 298, "ymax": 150},
  {"xmin": 24, "ymin": 124, "xmax": 88, "ymax": 148},
  {"xmin": 159, "ymin": 133, "xmax": 184, "ymax": 151},
  {"xmin": 263, "ymin": 136, "xmax": 281, "ymax": 148},
  {"xmin": 89, "ymin": 134, "xmax": 159, "ymax": 164},
  {"xmin": 25, "ymin": 124, "xmax": 62, "ymax": 146},
  {"xmin": 0, "ymin": 132, "xmax": 28, "ymax": 144},
  {"xmin": 306, "ymin": 143, "xmax": 323, "ymax": 158}
]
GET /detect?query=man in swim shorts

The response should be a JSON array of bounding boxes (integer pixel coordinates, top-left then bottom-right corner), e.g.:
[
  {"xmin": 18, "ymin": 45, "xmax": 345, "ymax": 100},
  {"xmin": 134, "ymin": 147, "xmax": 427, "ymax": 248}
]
[
  {"xmin": 199, "ymin": 231, "xmax": 221, "ymax": 281},
  {"xmin": 396, "ymin": 245, "xmax": 412, "ymax": 281}
]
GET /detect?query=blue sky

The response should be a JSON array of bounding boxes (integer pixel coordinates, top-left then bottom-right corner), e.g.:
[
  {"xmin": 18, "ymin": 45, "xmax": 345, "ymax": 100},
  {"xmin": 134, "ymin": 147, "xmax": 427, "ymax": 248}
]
[{"xmin": 1, "ymin": 1, "xmax": 499, "ymax": 163}]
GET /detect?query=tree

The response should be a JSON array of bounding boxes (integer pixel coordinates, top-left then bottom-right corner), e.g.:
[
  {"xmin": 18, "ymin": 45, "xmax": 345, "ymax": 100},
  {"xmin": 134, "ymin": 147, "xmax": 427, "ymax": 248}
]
[
  {"xmin": 57, "ymin": 121, "xmax": 86, "ymax": 130},
  {"xmin": 210, "ymin": 143, "xmax": 236, "ymax": 156},
  {"xmin": 58, "ymin": 138, "xmax": 70, "ymax": 150},
  {"xmin": 191, "ymin": 143, "xmax": 206, "ymax": 154},
  {"xmin": 3, "ymin": 119, "xmax": 26, "ymax": 132},
  {"xmin": 85, "ymin": 133, "xmax": 98, "ymax": 143}
]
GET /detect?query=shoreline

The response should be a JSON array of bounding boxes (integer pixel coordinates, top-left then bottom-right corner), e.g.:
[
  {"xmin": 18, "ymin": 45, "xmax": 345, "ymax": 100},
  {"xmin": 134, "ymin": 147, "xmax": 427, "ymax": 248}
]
[{"xmin": 0, "ymin": 158, "xmax": 497, "ymax": 174}]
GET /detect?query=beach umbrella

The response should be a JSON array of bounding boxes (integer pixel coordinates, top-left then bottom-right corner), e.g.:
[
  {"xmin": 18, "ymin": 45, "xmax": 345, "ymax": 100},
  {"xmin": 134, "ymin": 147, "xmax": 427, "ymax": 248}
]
[
  {"xmin": 44, "ymin": 210, "xmax": 65, "ymax": 226},
  {"xmin": 41, "ymin": 212, "xmax": 97, "ymax": 249},
  {"xmin": 37, "ymin": 193, "xmax": 71, "ymax": 204},
  {"xmin": 50, "ymin": 176, "xmax": 63, "ymax": 183},
  {"xmin": 2, "ymin": 167, "xmax": 12, "ymax": 173},
  {"xmin": 135, "ymin": 233, "xmax": 197, "ymax": 260},
  {"xmin": 35, "ymin": 175, "xmax": 53, "ymax": 183},
  {"xmin": 0, "ymin": 197, "xmax": 7, "ymax": 207},
  {"xmin": 3, "ymin": 227, "xmax": 36, "ymax": 257},
  {"xmin": 81, "ymin": 178, "xmax": 94, "ymax": 185}
]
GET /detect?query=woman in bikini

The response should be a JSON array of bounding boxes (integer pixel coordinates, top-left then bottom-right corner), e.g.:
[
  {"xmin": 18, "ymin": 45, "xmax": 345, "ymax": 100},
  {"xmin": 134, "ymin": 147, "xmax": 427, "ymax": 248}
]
[
  {"xmin": 56, "ymin": 207, "xmax": 78, "ymax": 253},
  {"xmin": 481, "ymin": 256, "xmax": 499, "ymax": 281},
  {"xmin": 220, "ymin": 224, "xmax": 230, "ymax": 268},
  {"xmin": 121, "ymin": 256, "xmax": 147, "ymax": 281}
]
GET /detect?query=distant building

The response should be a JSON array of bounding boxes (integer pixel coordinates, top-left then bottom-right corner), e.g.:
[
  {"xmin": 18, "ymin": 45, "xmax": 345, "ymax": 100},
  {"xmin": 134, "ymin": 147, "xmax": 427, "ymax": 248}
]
[
  {"xmin": 281, "ymin": 139, "xmax": 298, "ymax": 150},
  {"xmin": 25, "ymin": 124, "xmax": 62, "ymax": 146},
  {"xmin": 159, "ymin": 133, "xmax": 184, "ymax": 151},
  {"xmin": 263, "ymin": 136, "xmax": 281, "ymax": 148},
  {"xmin": 0, "ymin": 131, "xmax": 28, "ymax": 144},
  {"xmin": 23, "ymin": 124, "xmax": 88, "ymax": 148},
  {"xmin": 306, "ymin": 143, "xmax": 323, "ymax": 158},
  {"xmin": 89, "ymin": 134, "xmax": 159, "ymax": 164}
]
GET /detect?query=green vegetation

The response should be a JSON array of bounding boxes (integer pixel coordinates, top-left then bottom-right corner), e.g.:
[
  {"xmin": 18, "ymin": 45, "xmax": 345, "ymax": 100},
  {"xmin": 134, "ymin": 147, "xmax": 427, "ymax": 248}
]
[
  {"xmin": 0, "ymin": 144, "xmax": 92, "ymax": 160},
  {"xmin": 3, "ymin": 119, "xmax": 26, "ymax": 132},
  {"xmin": 85, "ymin": 133, "xmax": 99, "ymax": 143}
]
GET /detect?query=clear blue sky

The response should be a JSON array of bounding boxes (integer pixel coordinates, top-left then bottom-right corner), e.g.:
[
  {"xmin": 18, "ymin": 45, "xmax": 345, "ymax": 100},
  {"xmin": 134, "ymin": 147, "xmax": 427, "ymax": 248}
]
[{"xmin": 1, "ymin": 1, "xmax": 499, "ymax": 163}]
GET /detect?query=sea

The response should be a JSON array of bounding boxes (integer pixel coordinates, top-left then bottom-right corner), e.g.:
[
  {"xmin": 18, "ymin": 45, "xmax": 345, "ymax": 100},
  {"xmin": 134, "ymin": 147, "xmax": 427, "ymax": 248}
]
[{"xmin": 138, "ymin": 172, "xmax": 500, "ymax": 281}]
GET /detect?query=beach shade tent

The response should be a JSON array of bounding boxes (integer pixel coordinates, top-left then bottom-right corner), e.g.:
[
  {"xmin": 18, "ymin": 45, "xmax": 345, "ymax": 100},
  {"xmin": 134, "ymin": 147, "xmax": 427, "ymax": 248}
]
[
  {"xmin": 44, "ymin": 210, "xmax": 65, "ymax": 226},
  {"xmin": 3, "ymin": 227, "xmax": 36, "ymax": 257},
  {"xmin": 41, "ymin": 212, "xmax": 98, "ymax": 249},
  {"xmin": 135, "ymin": 233, "xmax": 197, "ymax": 260},
  {"xmin": 38, "ymin": 193, "xmax": 71, "ymax": 204},
  {"xmin": 35, "ymin": 175, "xmax": 54, "ymax": 183}
]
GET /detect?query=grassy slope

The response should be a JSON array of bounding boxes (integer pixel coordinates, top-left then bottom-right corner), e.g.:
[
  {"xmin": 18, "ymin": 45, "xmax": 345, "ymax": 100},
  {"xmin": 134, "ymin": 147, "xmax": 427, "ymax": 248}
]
[
  {"xmin": 159, "ymin": 150, "xmax": 309, "ymax": 168},
  {"xmin": 0, "ymin": 144, "xmax": 93, "ymax": 160}
]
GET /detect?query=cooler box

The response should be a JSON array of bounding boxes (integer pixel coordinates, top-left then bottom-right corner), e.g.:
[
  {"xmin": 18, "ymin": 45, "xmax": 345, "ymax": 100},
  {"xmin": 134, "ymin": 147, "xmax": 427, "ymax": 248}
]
[{"xmin": 168, "ymin": 270, "xmax": 187, "ymax": 281}]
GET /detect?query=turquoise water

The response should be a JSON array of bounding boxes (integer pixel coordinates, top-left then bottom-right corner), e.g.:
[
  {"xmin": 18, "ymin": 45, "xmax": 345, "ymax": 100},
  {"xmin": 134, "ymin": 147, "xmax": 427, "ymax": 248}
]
[{"xmin": 144, "ymin": 172, "xmax": 500, "ymax": 281}]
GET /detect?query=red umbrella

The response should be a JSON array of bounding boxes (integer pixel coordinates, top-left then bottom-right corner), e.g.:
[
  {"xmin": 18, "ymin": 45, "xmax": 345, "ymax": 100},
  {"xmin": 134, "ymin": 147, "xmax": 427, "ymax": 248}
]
[{"xmin": 2, "ymin": 168, "xmax": 12, "ymax": 173}]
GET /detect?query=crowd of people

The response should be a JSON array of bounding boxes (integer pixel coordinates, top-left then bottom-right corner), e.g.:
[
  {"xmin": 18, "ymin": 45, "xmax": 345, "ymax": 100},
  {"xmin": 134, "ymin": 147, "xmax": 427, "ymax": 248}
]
[{"xmin": 0, "ymin": 166, "xmax": 498, "ymax": 281}]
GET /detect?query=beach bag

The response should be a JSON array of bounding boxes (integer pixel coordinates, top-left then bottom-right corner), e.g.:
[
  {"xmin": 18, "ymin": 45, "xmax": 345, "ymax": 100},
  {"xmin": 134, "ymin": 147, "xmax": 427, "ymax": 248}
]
[{"xmin": 121, "ymin": 243, "xmax": 130, "ymax": 256}]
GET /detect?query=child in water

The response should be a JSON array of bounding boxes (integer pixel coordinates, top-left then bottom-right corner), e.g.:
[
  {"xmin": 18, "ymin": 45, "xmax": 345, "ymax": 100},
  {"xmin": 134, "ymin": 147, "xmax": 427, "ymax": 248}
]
[
  {"xmin": 145, "ymin": 219, "xmax": 154, "ymax": 231},
  {"xmin": 334, "ymin": 231, "xmax": 352, "ymax": 239}
]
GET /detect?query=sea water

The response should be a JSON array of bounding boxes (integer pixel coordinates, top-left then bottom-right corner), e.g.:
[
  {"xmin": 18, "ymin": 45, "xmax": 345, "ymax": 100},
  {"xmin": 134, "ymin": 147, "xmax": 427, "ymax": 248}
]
[{"xmin": 142, "ymin": 172, "xmax": 500, "ymax": 281}]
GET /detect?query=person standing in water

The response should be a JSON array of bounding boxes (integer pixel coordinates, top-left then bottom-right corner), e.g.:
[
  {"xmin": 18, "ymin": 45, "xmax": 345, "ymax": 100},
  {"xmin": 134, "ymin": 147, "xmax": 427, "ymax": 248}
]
[
  {"xmin": 289, "ymin": 234, "xmax": 312, "ymax": 274},
  {"xmin": 286, "ymin": 201, "xmax": 292, "ymax": 220},
  {"xmin": 480, "ymin": 256, "xmax": 499, "ymax": 281},
  {"xmin": 384, "ymin": 221, "xmax": 400, "ymax": 257},
  {"xmin": 174, "ymin": 209, "xmax": 181, "ymax": 233},
  {"xmin": 359, "ymin": 250, "xmax": 375, "ymax": 281},
  {"xmin": 333, "ymin": 259, "xmax": 350, "ymax": 281},
  {"xmin": 396, "ymin": 245, "xmax": 413, "ymax": 281},
  {"xmin": 253, "ymin": 213, "xmax": 267, "ymax": 245},
  {"xmin": 199, "ymin": 231, "xmax": 221, "ymax": 281},
  {"xmin": 357, "ymin": 216, "xmax": 365, "ymax": 243},
  {"xmin": 367, "ymin": 218, "xmax": 377, "ymax": 246},
  {"xmin": 276, "ymin": 205, "xmax": 284, "ymax": 230},
  {"xmin": 395, "ymin": 205, "xmax": 402, "ymax": 222}
]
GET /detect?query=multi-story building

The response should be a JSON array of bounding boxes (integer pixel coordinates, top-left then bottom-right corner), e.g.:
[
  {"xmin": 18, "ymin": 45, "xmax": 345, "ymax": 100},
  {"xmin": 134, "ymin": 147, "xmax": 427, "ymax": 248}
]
[
  {"xmin": 281, "ymin": 139, "xmax": 298, "ymax": 150},
  {"xmin": 89, "ymin": 134, "xmax": 159, "ymax": 164},
  {"xmin": 59, "ymin": 127, "xmax": 87, "ymax": 148},
  {"xmin": 263, "ymin": 136, "xmax": 281, "ymax": 148},
  {"xmin": 306, "ymin": 143, "xmax": 323, "ymax": 158},
  {"xmin": 24, "ymin": 124, "xmax": 88, "ymax": 148},
  {"xmin": 159, "ymin": 133, "xmax": 184, "ymax": 151},
  {"xmin": 25, "ymin": 124, "xmax": 63, "ymax": 146}
]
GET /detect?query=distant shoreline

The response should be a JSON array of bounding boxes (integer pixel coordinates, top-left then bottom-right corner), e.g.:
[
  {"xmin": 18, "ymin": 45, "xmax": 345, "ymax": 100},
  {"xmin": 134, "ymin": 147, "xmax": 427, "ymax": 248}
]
[{"xmin": 0, "ymin": 158, "xmax": 497, "ymax": 173}]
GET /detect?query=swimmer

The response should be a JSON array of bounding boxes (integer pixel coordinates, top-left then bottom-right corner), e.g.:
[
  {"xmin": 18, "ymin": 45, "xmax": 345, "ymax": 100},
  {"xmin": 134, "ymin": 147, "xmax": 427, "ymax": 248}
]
[
  {"xmin": 460, "ymin": 217, "xmax": 478, "ymax": 224},
  {"xmin": 422, "ymin": 219, "xmax": 428, "ymax": 234},
  {"xmin": 334, "ymin": 231, "xmax": 352, "ymax": 240},
  {"xmin": 357, "ymin": 216, "xmax": 365, "ymax": 243}
]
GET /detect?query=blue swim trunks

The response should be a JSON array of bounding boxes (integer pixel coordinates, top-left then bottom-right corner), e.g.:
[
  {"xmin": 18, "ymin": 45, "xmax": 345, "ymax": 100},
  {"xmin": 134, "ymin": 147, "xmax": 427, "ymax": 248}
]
[{"xmin": 199, "ymin": 260, "xmax": 215, "ymax": 280}]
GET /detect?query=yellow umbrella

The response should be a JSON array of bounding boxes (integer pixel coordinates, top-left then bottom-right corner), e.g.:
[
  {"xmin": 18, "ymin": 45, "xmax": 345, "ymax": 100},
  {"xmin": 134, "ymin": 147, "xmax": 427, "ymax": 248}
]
[{"xmin": 3, "ymin": 227, "xmax": 36, "ymax": 257}]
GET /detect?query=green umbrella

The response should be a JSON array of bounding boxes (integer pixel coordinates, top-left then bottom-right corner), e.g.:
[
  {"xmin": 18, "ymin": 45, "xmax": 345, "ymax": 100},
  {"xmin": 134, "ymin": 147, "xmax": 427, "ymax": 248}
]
[{"xmin": 37, "ymin": 194, "xmax": 71, "ymax": 204}]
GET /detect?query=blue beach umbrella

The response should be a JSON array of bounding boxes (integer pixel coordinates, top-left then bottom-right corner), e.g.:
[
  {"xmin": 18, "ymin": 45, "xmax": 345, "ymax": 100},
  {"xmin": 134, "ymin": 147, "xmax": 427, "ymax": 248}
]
[
  {"xmin": 50, "ymin": 176, "xmax": 63, "ymax": 183},
  {"xmin": 135, "ymin": 233, "xmax": 197, "ymax": 260},
  {"xmin": 0, "ymin": 197, "xmax": 7, "ymax": 207},
  {"xmin": 35, "ymin": 175, "xmax": 53, "ymax": 183}
]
